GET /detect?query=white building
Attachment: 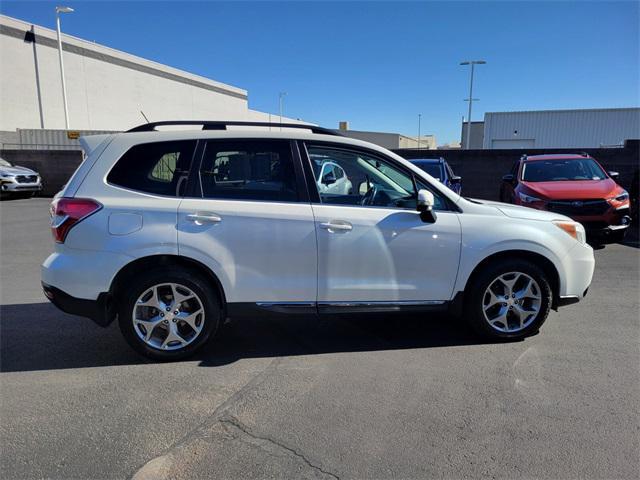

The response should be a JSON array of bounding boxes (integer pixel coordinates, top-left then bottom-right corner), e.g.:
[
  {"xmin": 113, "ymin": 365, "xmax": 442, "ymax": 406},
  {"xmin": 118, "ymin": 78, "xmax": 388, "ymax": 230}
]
[
  {"xmin": 336, "ymin": 126, "xmax": 437, "ymax": 150},
  {"xmin": 481, "ymin": 107, "xmax": 640, "ymax": 149},
  {"xmin": 0, "ymin": 15, "xmax": 301, "ymax": 141}
]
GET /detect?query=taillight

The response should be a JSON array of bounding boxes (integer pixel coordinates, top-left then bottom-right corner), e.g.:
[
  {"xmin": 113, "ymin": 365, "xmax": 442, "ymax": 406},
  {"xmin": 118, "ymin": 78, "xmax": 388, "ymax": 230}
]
[{"xmin": 50, "ymin": 197, "xmax": 102, "ymax": 243}]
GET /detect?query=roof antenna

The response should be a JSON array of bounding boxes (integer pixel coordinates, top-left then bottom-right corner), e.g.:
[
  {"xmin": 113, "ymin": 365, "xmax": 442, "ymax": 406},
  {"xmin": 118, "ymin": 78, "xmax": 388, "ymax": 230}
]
[{"xmin": 140, "ymin": 110, "xmax": 150, "ymax": 123}]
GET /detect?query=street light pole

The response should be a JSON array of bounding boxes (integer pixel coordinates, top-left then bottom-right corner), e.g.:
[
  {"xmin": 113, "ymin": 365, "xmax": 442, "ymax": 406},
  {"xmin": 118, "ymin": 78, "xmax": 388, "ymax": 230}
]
[
  {"xmin": 417, "ymin": 113, "xmax": 422, "ymax": 150},
  {"xmin": 460, "ymin": 60, "xmax": 486, "ymax": 149},
  {"xmin": 56, "ymin": 6, "xmax": 74, "ymax": 129},
  {"xmin": 279, "ymin": 92, "xmax": 287, "ymax": 126}
]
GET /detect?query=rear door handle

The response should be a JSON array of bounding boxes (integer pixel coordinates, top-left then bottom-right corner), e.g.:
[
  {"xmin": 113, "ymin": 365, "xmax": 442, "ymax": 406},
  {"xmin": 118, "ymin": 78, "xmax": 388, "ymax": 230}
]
[
  {"xmin": 186, "ymin": 213, "xmax": 222, "ymax": 225},
  {"xmin": 320, "ymin": 221, "xmax": 353, "ymax": 233}
]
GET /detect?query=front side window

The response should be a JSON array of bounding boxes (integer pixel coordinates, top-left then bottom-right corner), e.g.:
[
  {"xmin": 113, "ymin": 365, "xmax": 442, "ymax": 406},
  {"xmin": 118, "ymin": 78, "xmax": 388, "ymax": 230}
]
[
  {"xmin": 522, "ymin": 158, "xmax": 607, "ymax": 182},
  {"xmin": 107, "ymin": 140, "xmax": 196, "ymax": 196},
  {"xmin": 307, "ymin": 145, "xmax": 448, "ymax": 210},
  {"xmin": 199, "ymin": 140, "xmax": 299, "ymax": 202}
]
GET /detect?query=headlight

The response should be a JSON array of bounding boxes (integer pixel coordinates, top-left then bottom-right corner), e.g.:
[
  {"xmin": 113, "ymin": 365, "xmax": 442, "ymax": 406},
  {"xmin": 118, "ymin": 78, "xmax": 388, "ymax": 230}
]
[
  {"xmin": 611, "ymin": 190, "xmax": 629, "ymax": 202},
  {"xmin": 518, "ymin": 192, "xmax": 543, "ymax": 203},
  {"xmin": 553, "ymin": 220, "xmax": 586, "ymax": 244}
]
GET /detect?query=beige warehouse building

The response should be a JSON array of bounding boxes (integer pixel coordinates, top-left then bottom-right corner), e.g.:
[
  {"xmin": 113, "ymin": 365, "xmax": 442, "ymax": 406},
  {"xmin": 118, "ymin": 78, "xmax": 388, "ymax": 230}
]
[{"xmin": 0, "ymin": 15, "xmax": 300, "ymax": 144}]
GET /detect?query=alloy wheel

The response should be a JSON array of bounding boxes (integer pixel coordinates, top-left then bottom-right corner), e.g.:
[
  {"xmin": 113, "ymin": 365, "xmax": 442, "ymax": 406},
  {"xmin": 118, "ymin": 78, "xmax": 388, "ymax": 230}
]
[
  {"xmin": 132, "ymin": 283, "xmax": 205, "ymax": 350},
  {"xmin": 482, "ymin": 272, "xmax": 542, "ymax": 333}
]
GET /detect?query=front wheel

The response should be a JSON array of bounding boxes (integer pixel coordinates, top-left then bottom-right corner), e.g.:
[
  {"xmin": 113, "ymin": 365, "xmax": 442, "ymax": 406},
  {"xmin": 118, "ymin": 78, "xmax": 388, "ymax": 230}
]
[
  {"xmin": 117, "ymin": 267, "xmax": 221, "ymax": 361},
  {"xmin": 465, "ymin": 259, "xmax": 552, "ymax": 340}
]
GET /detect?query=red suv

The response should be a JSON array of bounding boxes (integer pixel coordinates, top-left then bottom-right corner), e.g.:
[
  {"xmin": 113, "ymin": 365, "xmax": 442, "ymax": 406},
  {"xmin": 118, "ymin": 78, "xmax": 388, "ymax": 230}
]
[{"xmin": 500, "ymin": 154, "xmax": 631, "ymax": 242}]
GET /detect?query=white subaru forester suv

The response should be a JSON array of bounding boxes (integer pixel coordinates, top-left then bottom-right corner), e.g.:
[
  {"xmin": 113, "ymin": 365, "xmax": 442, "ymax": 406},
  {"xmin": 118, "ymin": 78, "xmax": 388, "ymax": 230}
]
[{"xmin": 42, "ymin": 121, "xmax": 595, "ymax": 360}]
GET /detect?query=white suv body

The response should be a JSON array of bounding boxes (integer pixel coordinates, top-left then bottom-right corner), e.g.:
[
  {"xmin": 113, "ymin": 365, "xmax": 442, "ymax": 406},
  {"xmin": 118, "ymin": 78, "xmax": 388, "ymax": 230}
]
[{"xmin": 42, "ymin": 122, "xmax": 594, "ymax": 360}]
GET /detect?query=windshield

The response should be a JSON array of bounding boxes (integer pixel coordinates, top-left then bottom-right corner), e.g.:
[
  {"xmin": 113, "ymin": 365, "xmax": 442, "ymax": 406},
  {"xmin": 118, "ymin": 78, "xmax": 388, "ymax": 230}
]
[
  {"xmin": 0, "ymin": 158, "xmax": 11, "ymax": 167},
  {"xmin": 522, "ymin": 158, "xmax": 607, "ymax": 182},
  {"xmin": 413, "ymin": 161, "xmax": 444, "ymax": 181}
]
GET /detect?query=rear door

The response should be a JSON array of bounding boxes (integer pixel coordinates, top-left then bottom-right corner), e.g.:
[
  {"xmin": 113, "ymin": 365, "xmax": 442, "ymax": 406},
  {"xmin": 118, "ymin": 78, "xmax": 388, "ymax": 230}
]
[{"xmin": 177, "ymin": 139, "xmax": 317, "ymax": 306}]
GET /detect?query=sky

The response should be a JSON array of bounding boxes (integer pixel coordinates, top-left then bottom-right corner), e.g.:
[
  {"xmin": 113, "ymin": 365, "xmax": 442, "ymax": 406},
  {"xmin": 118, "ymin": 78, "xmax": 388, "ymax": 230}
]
[{"xmin": 1, "ymin": 0, "xmax": 638, "ymax": 144}]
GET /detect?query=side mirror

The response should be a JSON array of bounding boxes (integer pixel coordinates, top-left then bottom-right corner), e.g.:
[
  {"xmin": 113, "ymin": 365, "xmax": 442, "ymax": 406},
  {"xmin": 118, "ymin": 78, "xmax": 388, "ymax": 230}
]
[
  {"xmin": 450, "ymin": 175, "xmax": 462, "ymax": 184},
  {"xmin": 417, "ymin": 189, "xmax": 437, "ymax": 223},
  {"xmin": 322, "ymin": 172, "xmax": 337, "ymax": 185},
  {"xmin": 609, "ymin": 171, "xmax": 619, "ymax": 180},
  {"xmin": 502, "ymin": 173, "xmax": 515, "ymax": 183}
]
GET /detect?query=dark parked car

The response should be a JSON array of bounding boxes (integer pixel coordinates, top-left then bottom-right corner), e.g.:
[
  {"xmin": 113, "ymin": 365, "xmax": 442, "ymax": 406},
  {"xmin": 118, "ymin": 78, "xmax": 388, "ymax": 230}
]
[{"xmin": 410, "ymin": 158, "xmax": 462, "ymax": 194}]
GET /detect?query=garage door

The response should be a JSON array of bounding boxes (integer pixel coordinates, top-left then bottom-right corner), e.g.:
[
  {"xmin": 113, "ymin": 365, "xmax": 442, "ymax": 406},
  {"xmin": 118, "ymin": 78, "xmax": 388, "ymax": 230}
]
[{"xmin": 491, "ymin": 139, "xmax": 535, "ymax": 149}]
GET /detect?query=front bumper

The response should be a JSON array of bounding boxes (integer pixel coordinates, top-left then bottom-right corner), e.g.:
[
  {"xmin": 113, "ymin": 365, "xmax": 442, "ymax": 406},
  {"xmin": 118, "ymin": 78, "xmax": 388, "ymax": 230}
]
[
  {"xmin": 42, "ymin": 282, "xmax": 114, "ymax": 327},
  {"xmin": 517, "ymin": 199, "xmax": 632, "ymax": 233},
  {"xmin": 585, "ymin": 219, "xmax": 631, "ymax": 236},
  {"xmin": 556, "ymin": 241, "xmax": 595, "ymax": 307},
  {"xmin": 1, "ymin": 181, "xmax": 42, "ymax": 192}
]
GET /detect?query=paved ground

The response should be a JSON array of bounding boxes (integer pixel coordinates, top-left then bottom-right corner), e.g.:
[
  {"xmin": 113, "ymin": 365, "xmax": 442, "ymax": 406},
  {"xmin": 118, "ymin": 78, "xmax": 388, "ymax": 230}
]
[{"xmin": 1, "ymin": 198, "xmax": 639, "ymax": 479}]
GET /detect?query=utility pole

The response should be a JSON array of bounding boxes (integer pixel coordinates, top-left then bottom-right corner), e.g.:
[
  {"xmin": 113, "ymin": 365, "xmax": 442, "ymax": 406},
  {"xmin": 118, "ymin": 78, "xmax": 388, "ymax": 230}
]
[
  {"xmin": 417, "ymin": 113, "xmax": 422, "ymax": 150},
  {"xmin": 278, "ymin": 92, "xmax": 287, "ymax": 130},
  {"xmin": 460, "ymin": 60, "xmax": 486, "ymax": 149}
]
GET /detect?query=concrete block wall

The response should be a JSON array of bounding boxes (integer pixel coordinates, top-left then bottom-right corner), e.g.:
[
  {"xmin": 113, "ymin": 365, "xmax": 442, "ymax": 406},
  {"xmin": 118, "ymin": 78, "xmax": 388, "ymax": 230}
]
[
  {"xmin": 0, "ymin": 149, "xmax": 82, "ymax": 196},
  {"xmin": 2, "ymin": 141, "xmax": 638, "ymax": 201}
]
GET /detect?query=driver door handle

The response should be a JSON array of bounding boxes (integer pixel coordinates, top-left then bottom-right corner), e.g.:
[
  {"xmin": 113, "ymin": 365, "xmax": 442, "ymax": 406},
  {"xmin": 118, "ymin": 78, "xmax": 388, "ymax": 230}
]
[
  {"xmin": 320, "ymin": 221, "xmax": 353, "ymax": 233},
  {"xmin": 186, "ymin": 213, "xmax": 222, "ymax": 225}
]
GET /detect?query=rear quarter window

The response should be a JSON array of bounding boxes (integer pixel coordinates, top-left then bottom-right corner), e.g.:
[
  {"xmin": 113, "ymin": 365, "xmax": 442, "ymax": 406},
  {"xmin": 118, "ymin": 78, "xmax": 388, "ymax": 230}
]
[{"xmin": 107, "ymin": 140, "xmax": 196, "ymax": 196}]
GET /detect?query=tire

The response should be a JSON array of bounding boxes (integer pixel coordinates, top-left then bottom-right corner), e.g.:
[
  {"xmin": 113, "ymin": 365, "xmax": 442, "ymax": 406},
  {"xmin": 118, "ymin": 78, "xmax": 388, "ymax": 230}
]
[
  {"xmin": 465, "ymin": 259, "xmax": 552, "ymax": 340},
  {"xmin": 117, "ymin": 267, "xmax": 221, "ymax": 361}
]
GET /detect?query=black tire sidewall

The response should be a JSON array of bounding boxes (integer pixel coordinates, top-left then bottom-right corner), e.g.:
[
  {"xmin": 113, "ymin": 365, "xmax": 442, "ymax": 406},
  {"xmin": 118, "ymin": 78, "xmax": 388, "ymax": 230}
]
[
  {"xmin": 466, "ymin": 259, "xmax": 552, "ymax": 340},
  {"xmin": 117, "ymin": 268, "xmax": 220, "ymax": 361}
]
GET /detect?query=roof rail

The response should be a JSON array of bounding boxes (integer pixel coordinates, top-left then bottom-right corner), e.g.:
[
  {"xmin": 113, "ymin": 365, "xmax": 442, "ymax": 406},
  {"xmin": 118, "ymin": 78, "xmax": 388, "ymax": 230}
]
[{"xmin": 126, "ymin": 120, "xmax": 344, "ymax": 137}]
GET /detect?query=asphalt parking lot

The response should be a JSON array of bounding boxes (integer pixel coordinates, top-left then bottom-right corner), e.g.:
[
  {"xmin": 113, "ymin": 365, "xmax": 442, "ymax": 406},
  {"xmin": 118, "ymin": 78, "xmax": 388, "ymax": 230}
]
[{"xmin": 1, "ymin": 197, "xmax": 638, "ymax": 479}]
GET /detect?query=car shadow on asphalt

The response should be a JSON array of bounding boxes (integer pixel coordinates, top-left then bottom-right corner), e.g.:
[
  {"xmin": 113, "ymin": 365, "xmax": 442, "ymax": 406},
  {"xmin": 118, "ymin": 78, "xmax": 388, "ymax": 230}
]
[{"xmin": 0, "ymin": 302, "xmax": 498, "ymax": 373}]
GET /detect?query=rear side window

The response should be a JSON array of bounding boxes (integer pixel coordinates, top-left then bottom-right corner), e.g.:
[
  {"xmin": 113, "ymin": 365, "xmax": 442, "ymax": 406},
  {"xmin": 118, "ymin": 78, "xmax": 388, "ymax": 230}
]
[
  {"xmin": 107, "ymin": 140, "xmax": 196, "ymax": 196},
  {"xmin": 199, "ymin": 140, "xmax": 299, "ymax": 202}
]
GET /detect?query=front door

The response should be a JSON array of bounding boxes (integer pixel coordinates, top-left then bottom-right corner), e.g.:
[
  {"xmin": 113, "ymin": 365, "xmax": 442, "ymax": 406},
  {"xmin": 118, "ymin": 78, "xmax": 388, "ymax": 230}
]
[{"xmin": 304, "ymin": 143, "xmax": 461, "ymax": 305}]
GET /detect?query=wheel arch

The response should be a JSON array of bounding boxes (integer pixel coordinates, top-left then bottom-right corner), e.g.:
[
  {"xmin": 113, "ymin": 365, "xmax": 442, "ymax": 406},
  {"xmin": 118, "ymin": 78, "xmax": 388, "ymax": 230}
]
[
  {"xmin": 451, "ymin": 249, "xmax": 561, "ymax": 316},
  {"xmin": 110, "ymin": 254, "xmax": 227, "ymax": 315}
]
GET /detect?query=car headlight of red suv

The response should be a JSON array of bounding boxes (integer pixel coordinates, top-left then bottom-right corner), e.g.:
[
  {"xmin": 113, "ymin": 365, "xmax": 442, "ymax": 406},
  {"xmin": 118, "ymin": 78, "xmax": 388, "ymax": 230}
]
[
  {"xmin": 518, "ymin": 192, "xmax": 544, "ymax": 204},
  {"xmin": 608, "ymin": 190, "xmax": 630, "ymax": 209}
]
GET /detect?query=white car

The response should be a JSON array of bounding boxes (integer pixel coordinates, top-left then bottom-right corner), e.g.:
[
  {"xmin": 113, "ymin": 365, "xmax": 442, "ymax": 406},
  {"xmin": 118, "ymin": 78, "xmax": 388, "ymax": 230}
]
[
  {"xmin": 42, "ymin": 121, "xmax": 594, "ymax": 360},
  {"xmin": 313, "ymin": 159, "xmax": 353, "ymax": 195},
  {"xmin": 0, "ymin": 157, "xmax": 42, "ymax": 198}
]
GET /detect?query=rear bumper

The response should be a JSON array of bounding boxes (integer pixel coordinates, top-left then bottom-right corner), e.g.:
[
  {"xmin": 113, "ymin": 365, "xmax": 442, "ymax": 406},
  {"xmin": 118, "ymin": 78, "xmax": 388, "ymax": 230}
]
[{"xmin": 42, "ymin": 282, "xmax": 114, "ymax": 327}]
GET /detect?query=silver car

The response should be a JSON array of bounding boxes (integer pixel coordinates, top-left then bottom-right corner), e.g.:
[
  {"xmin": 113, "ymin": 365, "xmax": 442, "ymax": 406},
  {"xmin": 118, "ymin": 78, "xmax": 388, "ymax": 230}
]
[{"xmin": 0, "ymin": 157, "xmax": 42, "ymax": 198}]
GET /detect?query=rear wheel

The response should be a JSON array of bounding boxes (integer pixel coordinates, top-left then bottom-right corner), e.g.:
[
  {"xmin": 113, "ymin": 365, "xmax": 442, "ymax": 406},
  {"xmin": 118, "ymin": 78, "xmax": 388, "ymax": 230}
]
[
  {"xmin": 465, "ymin": 259, "xmax": 552, "ymax": 340},
  {"xmin": 118, "ymin": 267, "xmax": 221, "ymax": 360}
]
